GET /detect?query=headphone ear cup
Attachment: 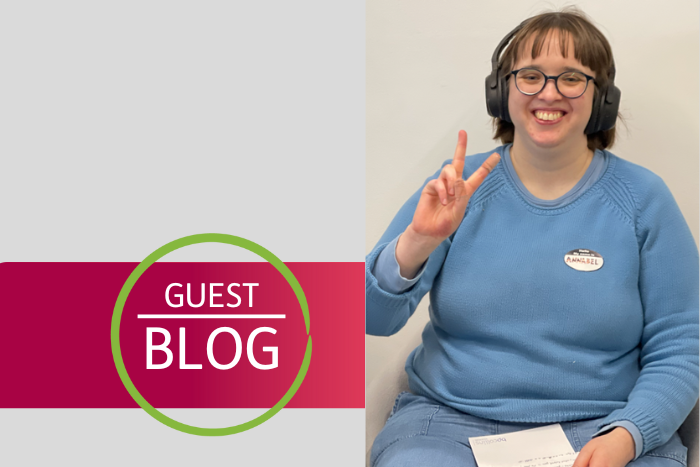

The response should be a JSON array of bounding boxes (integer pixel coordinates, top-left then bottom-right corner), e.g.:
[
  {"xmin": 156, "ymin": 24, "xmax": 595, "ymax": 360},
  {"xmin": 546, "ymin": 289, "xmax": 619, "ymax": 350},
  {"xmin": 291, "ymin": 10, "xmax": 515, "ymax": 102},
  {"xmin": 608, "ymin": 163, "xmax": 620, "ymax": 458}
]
[
  {"xmin": 485, "ymin": 70, "xmax": 502, "ymax": 119},
  {"xmin": 585, "ymin": 84, "xmax": 621, "ymax": 134},
  {"xmin": 500, "ymin": 72, "xmax": 511, "ymax": 123},
  {"xmin": 598, "ymin": 84, "xmax": 621, "ymax": 132},
  {"xmin": 484, "ymin": 69, "xmax": 512, "ymax": 122},
  {"xmin": 584, "ymin": 88, "xmax": 603, "ymax": 135}
]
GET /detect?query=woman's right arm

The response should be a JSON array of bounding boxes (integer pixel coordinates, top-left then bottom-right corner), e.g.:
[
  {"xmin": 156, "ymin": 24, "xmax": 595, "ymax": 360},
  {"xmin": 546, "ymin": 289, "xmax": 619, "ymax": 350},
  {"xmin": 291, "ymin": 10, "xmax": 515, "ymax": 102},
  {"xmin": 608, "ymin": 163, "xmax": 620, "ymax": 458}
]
[{"xmin": 366, "ymin": 131, "xmax": 500, "ymax": 336}]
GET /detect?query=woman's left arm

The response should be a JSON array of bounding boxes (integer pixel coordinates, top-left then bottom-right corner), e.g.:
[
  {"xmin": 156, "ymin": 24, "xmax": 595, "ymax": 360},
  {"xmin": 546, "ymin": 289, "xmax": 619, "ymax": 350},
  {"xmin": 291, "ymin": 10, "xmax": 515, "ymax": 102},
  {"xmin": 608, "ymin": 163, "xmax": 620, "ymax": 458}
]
[{"xmin": 581, "ymin": 173, "xmax": 699, "ymax": 463}]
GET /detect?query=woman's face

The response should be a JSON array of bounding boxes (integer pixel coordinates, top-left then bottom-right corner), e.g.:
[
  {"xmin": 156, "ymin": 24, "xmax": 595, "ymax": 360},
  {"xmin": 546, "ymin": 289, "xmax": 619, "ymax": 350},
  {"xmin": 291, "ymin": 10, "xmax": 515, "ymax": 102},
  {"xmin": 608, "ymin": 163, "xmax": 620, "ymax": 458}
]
[{"xmin": 508, "ymin": 31, "xmax": 596, "ymax": 150}]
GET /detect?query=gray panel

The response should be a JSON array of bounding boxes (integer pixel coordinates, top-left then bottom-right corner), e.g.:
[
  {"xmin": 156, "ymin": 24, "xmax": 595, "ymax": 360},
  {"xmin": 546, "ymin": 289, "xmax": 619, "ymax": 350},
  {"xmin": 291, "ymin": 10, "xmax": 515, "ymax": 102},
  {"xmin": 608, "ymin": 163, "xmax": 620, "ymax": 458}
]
[
  {"xmin": 0, "ymin": 1, "xmax": 366, "ymax": 465},
  {"xmin": 0, "ymin": 409, "xmax": 365, "ymax": 466}
]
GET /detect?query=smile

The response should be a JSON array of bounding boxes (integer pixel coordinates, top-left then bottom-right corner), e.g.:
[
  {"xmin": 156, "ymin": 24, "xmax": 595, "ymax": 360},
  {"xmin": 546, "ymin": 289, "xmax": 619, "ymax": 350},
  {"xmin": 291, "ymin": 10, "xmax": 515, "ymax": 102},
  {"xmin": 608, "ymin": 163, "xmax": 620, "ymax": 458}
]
[{"xmin": 533, "ymin": 110, "xmax": 566, "ymax": 123}]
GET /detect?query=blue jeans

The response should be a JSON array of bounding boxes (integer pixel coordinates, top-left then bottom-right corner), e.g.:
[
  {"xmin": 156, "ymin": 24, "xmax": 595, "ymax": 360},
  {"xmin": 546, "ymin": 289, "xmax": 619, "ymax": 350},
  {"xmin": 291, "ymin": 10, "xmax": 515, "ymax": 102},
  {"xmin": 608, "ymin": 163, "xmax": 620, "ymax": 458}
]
[{"xmin": 371, "ymin": 392, "xmax": 688, "ymax": 467}]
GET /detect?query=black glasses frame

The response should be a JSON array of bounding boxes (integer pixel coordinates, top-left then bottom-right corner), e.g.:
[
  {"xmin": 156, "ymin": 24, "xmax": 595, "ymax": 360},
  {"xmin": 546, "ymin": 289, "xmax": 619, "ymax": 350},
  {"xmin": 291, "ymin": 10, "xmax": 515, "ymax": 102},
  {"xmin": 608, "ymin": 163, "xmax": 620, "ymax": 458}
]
[{"xmin": 510, "ymin": 68, "xmax": 596, "ymax": 99}]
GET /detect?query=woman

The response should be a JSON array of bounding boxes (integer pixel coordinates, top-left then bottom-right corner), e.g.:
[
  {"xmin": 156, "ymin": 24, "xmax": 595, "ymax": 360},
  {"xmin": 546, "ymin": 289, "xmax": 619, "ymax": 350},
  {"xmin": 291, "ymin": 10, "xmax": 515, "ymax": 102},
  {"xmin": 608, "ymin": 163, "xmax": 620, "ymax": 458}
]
[{"xmin": 366, "ymin": 9, "xmax": 698, "ymax": 467}]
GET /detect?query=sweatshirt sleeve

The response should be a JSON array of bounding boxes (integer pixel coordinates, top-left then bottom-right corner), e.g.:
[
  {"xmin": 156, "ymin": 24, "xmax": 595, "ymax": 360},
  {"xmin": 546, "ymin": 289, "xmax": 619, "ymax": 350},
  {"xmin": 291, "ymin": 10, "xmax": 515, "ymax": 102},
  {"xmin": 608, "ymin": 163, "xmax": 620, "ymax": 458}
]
[
  {"xmin": 593, "ymin": 422, "xmax": 643, "ymax": 460},
  {"xmin": 372, "ymin": 235, "xmax": 428, "ymax": 294},
  {"xmin": 595, "ymin": 175, "xmax": 699, "ymax": 456},
  {"xmin": 366, "ymin": 161, "xmax": 453, "ymax": 337}
]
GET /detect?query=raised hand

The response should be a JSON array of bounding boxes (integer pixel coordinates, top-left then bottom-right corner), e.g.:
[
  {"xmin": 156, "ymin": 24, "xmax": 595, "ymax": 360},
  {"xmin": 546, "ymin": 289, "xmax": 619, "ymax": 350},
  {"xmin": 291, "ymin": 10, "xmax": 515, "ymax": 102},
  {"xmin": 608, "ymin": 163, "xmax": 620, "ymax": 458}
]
[{"xmin": 396, "ymin": 130, "xmax": 500, "ymax": 279}]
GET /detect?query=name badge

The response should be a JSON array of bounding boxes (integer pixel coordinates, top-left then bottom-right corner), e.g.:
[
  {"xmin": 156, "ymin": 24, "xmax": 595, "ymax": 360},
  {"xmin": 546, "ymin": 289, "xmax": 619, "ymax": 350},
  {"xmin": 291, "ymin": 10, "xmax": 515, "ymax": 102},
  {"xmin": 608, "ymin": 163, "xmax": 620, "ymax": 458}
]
[{"xmin": 564, "ymin": 249, "xmax": 604, "ymax": 272}]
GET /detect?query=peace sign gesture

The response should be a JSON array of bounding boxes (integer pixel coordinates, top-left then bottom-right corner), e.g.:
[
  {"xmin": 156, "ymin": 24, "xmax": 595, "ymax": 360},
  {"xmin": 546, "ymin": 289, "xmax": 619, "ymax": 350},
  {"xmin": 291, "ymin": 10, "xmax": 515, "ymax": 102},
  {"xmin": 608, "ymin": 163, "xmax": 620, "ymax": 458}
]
[{"xmin": 396, "ymin": 131, "xmax": 501, "ymax": 278}]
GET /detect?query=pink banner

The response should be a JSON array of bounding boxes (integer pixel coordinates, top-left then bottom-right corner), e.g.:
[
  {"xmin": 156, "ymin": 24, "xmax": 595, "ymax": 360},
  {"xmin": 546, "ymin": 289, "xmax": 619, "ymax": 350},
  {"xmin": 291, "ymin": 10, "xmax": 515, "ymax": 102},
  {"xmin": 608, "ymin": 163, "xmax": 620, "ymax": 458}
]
[{"xmin": 0, "ymin": 262, "xmax": 364, "ymax": 408}]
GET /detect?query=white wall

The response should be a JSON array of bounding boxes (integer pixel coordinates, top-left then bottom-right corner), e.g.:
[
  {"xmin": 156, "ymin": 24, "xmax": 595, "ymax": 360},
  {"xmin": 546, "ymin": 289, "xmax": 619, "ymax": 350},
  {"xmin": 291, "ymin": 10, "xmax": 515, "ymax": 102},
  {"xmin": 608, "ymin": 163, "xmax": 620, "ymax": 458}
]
[{"xmin": 366, "ymin": 0, "xmax": 699, "ymax": 392}]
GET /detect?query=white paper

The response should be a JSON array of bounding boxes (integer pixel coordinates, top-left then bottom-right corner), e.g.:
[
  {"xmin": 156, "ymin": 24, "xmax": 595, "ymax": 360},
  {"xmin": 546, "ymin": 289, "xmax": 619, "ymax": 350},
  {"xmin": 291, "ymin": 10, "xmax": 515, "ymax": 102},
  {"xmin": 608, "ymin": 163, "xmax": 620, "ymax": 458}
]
[{"xmin": 468, "ymin": 424, "xmax": 579, "ymax": 467}]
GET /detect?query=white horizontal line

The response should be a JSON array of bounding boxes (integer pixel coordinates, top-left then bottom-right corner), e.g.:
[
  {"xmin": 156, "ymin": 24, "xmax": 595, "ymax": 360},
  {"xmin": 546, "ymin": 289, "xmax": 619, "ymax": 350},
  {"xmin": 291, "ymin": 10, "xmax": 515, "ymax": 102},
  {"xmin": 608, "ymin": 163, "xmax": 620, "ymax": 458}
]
[{"xmin": 137, "ymin": 314, "xmax": 286, "ymax": 319}]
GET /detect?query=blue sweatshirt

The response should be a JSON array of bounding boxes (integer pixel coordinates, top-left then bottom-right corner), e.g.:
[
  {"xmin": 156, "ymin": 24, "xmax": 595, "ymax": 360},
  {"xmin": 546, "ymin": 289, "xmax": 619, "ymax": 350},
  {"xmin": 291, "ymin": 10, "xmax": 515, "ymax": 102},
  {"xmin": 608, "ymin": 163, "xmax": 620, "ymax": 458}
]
[{"xmin": 365, "ymin": 145, "xmax": 699, "ymax": 457}]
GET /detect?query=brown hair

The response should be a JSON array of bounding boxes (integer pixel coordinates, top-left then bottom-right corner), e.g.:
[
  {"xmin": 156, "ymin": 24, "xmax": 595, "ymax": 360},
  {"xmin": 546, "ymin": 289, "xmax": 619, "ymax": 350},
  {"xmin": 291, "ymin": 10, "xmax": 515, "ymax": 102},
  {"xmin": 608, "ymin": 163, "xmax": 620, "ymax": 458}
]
[{"xmin": 492, "ymin": 8, "xmax": 620, "ymax": 150}]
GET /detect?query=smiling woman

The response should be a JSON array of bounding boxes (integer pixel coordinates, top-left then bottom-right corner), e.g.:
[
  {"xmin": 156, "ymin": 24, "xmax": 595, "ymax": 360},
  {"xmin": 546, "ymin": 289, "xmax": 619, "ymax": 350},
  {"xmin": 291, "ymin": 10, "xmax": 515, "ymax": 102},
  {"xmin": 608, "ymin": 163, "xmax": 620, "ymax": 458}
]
[
  {"xmin": 509, "ymin": 33, "xmax": 598, "ymax": 147},
  {"xmin": 366, "ymin": 6, "xmax": 699, "ymax": 467},
  {"xmin": 492, "ymin": 14, "xmax": 618, "ymax": 148}
]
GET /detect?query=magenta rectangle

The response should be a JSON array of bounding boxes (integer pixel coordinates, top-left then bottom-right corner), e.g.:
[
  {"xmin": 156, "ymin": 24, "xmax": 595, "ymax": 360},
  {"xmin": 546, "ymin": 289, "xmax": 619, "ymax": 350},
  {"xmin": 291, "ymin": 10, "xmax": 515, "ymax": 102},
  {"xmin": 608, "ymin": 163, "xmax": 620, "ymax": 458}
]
[{"xmin": 0, "ymin": 262, "xmax": 364, "ymax": 408}]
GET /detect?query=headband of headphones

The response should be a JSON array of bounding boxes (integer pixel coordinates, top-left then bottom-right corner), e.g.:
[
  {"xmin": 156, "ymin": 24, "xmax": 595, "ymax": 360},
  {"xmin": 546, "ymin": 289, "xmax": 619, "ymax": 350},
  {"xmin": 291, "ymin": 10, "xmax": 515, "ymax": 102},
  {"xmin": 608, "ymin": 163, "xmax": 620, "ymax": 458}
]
[{"xmin": 484, "ymin": 19, "xmax": 620, "ymax": 135}]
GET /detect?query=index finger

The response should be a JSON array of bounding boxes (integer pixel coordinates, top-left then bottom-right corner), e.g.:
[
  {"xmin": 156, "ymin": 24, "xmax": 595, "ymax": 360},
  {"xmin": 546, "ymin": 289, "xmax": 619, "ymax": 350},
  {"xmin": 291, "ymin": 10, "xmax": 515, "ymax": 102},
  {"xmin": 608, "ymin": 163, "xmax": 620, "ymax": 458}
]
[{"xmin": 452, "ymin": 130, "xmax": 467, "ymax": 179}]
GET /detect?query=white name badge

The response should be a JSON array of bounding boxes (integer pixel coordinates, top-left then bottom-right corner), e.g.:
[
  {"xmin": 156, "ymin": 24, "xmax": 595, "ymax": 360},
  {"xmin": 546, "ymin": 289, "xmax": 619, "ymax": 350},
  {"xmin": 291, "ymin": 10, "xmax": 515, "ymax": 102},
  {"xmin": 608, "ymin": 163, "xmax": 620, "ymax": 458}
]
[{"xmin": 564, "ymin": 249, "xmax": 604, "ymax": 272}]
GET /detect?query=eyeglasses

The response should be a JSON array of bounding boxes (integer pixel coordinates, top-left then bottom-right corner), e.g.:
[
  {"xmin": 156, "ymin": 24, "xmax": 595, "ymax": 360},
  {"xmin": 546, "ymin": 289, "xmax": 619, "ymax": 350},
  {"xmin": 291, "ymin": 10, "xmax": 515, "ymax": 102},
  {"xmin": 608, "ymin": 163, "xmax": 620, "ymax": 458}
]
[{"xmin": 510, "ymin": 68, "xmax": 596, "ymax": 99}]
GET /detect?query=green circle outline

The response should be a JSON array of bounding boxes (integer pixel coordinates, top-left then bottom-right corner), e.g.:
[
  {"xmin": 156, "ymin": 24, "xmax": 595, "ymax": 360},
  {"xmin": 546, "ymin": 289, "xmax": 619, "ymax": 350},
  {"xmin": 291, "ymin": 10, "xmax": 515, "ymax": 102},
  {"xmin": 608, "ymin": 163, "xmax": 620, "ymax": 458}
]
[{"xmin": 110, "ymin": 233, "xmax": 312, "ymax": 436}]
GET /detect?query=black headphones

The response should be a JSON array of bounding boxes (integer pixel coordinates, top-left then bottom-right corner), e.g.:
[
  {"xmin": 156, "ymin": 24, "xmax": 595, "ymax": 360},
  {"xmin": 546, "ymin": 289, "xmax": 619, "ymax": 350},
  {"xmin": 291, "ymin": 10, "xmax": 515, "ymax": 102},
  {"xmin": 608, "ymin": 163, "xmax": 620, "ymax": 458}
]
[{"xmin": 484, "ymin": 20, "xmax": 621, "ymax": 134}]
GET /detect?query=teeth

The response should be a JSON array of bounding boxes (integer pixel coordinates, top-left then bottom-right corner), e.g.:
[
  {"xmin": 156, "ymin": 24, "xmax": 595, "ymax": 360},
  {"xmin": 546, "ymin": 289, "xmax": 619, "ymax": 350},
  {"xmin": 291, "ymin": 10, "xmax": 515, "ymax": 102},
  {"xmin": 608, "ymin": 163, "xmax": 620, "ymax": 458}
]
[{"xmin": 534, "ymin": 111, "xmax": 563, "ymax": 121}]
